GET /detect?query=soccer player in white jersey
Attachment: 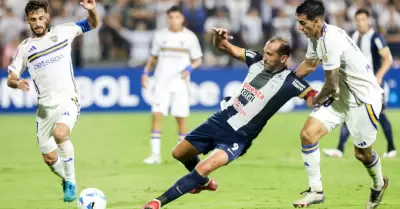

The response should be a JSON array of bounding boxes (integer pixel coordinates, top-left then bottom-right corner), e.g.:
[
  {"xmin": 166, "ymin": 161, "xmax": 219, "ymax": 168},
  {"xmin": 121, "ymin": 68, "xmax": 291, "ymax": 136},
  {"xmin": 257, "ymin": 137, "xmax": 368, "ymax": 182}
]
[
  {"xmin": 6, "ymin": 0, "xmax": 99, "ymax": 202},
  {"xmin": 323, "ymin": 8, "xmax": 397, "ymax": 159},
  {"xmin": 292, "ymin": 1, "xmax": 388, "ymax": 208},
  {"xmin": 141, "ymin": 28, "xmax": 319, "ymax": 209},
  {"xmin": 141, "ymin": 5, "xmax": 203, "ymax": 165}
]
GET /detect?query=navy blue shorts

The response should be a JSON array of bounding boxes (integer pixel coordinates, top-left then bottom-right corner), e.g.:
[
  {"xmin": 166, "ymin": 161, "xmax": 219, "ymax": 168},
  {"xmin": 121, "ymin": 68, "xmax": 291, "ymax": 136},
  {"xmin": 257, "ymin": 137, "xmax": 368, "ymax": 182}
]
[{"xmin": 185, "ymin": 114, "xmax": 252, "ymax": 164}]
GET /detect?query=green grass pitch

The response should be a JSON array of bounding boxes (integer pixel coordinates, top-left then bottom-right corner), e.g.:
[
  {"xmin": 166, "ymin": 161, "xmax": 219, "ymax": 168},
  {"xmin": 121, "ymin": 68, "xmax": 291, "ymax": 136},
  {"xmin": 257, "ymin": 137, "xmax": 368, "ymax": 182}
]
[{"xmin": 0, "ymin": 111, "xmax": 399, "ymax": 209}]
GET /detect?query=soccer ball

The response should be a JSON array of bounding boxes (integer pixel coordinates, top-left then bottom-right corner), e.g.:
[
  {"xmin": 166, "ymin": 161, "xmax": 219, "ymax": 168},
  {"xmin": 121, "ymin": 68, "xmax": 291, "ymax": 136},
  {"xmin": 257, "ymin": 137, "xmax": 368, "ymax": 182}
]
[{"xmin": 77, "ymin": 188, "xmax": 107, "ymax": 209}]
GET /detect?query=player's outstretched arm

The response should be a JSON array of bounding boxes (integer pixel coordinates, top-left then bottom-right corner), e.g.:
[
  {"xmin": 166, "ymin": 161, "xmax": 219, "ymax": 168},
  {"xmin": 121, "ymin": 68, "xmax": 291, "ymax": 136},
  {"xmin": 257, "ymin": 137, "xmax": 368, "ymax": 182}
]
[
  {"xmin": 80, "ymin": 0, "xmax": 100, "ymax": 29},
  {"xmin": 212, "ymin": 28, "xmax": 246, "ymax": 63},
  {"xmin": 295, "ymin": 59, "xmax": 319, "ymax": 78}
]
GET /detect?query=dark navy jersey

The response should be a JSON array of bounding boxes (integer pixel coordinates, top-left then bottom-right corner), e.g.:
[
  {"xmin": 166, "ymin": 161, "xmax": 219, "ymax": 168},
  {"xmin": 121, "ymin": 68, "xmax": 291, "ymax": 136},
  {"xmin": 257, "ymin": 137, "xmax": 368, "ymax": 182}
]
[
  {"xmin": 352, "ymin": 29, "xmax": 388, "ymax": 74},
  {"xmin": 212, "ymin": 49, "xmax": 313, "ymax": 141}
]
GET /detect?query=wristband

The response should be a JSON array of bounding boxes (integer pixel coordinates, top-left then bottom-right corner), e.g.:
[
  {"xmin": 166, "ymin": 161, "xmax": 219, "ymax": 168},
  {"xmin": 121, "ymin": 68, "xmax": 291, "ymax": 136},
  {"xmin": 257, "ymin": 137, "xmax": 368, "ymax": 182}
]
[
  {"xmin": 143, "ymin": 70, "xmax": 149, "ymax": 75},
  {"xmin": 184, "ymin": 65, "xmax": 193, "ymax": 73}
]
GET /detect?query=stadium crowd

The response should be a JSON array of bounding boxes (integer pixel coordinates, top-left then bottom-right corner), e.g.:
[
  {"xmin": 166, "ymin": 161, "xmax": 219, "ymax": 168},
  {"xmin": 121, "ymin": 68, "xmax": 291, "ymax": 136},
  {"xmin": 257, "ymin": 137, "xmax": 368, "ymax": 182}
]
[{"xmin": 0, "ymin": 0, "xmax": 399, "ymax": 69}]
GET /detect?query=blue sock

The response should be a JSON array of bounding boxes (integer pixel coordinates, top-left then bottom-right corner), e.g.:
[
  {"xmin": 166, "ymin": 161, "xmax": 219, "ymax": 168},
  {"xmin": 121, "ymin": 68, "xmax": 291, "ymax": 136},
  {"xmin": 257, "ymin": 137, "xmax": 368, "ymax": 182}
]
[
  {"xmin": 156, "ymin": 170, "xmax": 208, "ymax": 206},
  {"xmin": 379, "ymin": 113, "xmax": 395, "ymax": 152},
  {"xmin": 183, "ymin": 156, "xmax": 200, "ymax": 171},
  {"xmin": 337, "ymin": 124, "xmax": 350, "ymax": 152}
]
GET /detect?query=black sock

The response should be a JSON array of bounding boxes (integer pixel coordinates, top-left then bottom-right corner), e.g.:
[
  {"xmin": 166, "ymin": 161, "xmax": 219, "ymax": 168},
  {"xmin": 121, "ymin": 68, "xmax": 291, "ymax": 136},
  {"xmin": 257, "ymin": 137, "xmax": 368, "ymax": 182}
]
[
  {"xmin": 379, "ymin": 113, "xmax": 395, "ymax": 152},
  {"xmin": 183, "ymin": 156, "xmax": 200, "ymax": 171},
  {"xmin": 156, "ymin": 170, "xmax": 208, "ymax": 207},
  {"xmin": 337, "ymin": 124, "xmax": 350, "ymax": 152}
]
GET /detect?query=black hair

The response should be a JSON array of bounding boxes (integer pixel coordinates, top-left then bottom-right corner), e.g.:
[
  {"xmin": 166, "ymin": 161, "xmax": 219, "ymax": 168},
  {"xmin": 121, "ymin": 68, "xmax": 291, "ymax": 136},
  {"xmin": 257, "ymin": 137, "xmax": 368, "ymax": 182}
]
[
  {"xmin": 25, "ymin": 0, "xmax": 49, "ymax": 16},
  {"xmin": 166, "ymin": 5, "xmax": 183, "ymax": 15},
  {"xmin": 270, "ymin": 36, "xmax": 291, "ymax": 57},
  {"xmin": 355, "ymin": 8, "xmax": 370, "ymax": 17},
  {"xmin": 295, "ymin": 0, "xmax": 325, "ymax": 20}
]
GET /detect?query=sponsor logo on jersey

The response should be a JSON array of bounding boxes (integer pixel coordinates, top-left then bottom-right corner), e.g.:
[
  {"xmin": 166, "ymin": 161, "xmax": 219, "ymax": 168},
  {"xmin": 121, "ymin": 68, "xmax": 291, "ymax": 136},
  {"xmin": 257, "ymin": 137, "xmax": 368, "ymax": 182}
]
[
  {"xmin": 242, "ymin": 82, "xmax": 265, "ymax": 99},
  {"xmin": 292, "ymin": 79, "xmax": 306, "ymax": 91},
  {"xmin": 33, "ymin": 54, "xmax": 65, "ymax": 69}
]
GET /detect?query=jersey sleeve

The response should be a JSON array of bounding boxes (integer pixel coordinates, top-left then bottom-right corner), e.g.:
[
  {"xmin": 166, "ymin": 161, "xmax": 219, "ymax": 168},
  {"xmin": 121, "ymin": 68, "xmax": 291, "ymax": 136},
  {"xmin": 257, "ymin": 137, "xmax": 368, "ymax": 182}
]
[
  {"xmin": 305, "ymin": 38, "xmax": 319, "ymax": 60},
  {"xmin": 292, "ymin": 77, "xmax": 316, "ymax": 100},
  {"xmin": 243, "ymin": 49, "xmax": 263, "ymax": 67},
  {"xmin": 59, "ymin": 20, "xmax": 92, "ymax": 39},
  {"xmin": 189, "ymin": 34, "xmax": 203, "ymax": 60},
  {"xmin": 8, "ymin": 41, "xmax": 28, "ymax": 78},
  {"xmin": 150, "ymin": 32, "xmax": 160, "ymax": 57},
  {"xmin": 373, "ymin": 34, "xmax": 388, "ymax": 50},
  {"xmin": 321, "ymin": 34, "xmax": 342, "ymax": 71}
]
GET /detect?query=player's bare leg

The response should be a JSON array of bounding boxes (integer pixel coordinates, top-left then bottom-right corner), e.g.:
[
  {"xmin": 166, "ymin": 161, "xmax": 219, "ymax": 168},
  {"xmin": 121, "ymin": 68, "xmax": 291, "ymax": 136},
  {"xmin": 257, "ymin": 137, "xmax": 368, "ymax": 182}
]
[
  {"xmin": 175, "ymin": 117, "xmax": 187, "ymax": 143},
  {"xmin": 354, "ymin": 146, "xmax": 388, "ymax": 209},
  {"xmin": 172, "ymin": 140, "xmax": 218, "ymax": 194},
  {"xmin": 53, "ymin": 123, "xmax": 76, "ymax": 202},
  {"xmin": 143, "ymin": 149, "xmax": 227, "ymax": 209},
  {"xmin": 293, "ymin": 117, "xmax": 327, "ymax": 208},
  {"xmin": 145, "ymin": 112, "xmax": 163, "ymax": 164}
]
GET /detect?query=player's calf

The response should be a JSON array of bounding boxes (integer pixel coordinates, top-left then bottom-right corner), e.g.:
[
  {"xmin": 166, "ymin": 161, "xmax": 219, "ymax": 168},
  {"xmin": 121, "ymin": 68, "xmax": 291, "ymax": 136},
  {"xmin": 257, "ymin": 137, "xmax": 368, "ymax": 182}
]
[
  {"xmin": 43, "ymin": 150, "xmax": 66, "ymax": 179},
  {"xmin": 355, "ymin": 146, "xmax": 385, "ymax": 191}
]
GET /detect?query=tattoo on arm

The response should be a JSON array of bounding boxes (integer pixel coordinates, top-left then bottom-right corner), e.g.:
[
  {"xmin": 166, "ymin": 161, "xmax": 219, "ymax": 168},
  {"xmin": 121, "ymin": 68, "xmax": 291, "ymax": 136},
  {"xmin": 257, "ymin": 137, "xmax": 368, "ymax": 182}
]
[{"xmin": 314, "ymin": 69, "xmax": 340, "ymax": 105}]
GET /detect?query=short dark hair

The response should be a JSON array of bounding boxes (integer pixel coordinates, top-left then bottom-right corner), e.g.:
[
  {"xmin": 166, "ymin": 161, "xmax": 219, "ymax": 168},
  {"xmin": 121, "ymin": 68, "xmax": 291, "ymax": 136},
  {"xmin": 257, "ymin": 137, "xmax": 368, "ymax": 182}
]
[
  {"xmin": 25, "ymin": 0, "xmax": 49, "ymax": 16},
  {"xmin": 296, "ymin": 0, "xmax": 325, "ymax": 20},
  {"xmin": 167, "ymin": 5, "xmax": 183, "ymax": 15},
  {"xmin": 355, "ymin": 8, "xmax": 370, "ymax": 17},
  {"xmin": 270, "ymin": 36, "xmax": 291, "ymax": 57}
]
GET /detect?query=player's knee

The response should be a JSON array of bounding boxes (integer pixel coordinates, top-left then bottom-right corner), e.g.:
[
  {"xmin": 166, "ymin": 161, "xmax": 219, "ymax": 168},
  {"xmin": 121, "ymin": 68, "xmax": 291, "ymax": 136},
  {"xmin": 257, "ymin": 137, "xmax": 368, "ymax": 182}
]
[
  {"xmin": 171, "ymin": 148, "xmax": 184, "ymax": 162},
  {"xmin": 43, "ymin": 152, "xmax": 58, "ymax": 165},
  {"xmin": 196, "ymin": 161, "xmax": 215, "ymax": 176},
  {"xmin": 53, "ymin": 129, "xmax": 68, "ymax": 143},
  {"xmin": 300, "ymin": 128, "xmax": 316, "ymax": 144},
  {"xmin": 354, "ymin": 149, "xmax": 373, "ymax": 163}
]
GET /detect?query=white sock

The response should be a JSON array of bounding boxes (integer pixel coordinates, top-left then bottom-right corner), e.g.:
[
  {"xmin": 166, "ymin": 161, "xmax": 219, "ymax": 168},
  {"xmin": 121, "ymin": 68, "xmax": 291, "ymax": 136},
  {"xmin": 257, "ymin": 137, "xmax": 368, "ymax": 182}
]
[
  {"xmin": 151, "ymin": 131, "xmax": 161, "ymax": 156},
  {"xmin": 49, "ymin": 155, "xmax": 66, "ymax": 179},
  {"xmin": 302, "ymin": 142, "xmax": 323, "ymax": 192},
  {"xmin": 58, "ymin": 139, "xmax": 76, "ymax": 184},
  {"xmin": 365, "ymin": 151, "xmax": 384, "ymax": 190}
]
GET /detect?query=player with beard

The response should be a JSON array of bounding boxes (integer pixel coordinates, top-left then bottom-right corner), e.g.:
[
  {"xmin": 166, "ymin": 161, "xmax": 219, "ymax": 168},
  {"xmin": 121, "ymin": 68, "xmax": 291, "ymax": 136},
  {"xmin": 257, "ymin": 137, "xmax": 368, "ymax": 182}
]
[{"xmin": 6, "ymin": 0, "xmax": 99, "ymax": 202}]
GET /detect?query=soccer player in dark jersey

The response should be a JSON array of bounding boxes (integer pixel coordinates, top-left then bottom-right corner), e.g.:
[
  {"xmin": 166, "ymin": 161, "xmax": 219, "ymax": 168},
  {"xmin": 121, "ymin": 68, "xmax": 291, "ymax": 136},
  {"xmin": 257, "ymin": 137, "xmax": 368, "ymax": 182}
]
[
  {"xmin": 323, "ymin": 8, "xmax": 396, "ymax": 159},
  {"xmin": 141, "ymin": 27, "xmax": 319, "ymax": 209}
]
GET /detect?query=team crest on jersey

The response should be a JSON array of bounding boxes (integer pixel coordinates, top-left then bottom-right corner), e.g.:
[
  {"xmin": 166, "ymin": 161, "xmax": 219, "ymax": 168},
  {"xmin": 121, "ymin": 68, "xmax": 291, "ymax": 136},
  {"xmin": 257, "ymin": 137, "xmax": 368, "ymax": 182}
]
[
  {"xmin": 50, "ymin": 35, "xmax": 58, "ymax": 42},
  {"xmin": 323, "ymin": 54, "xmax": 328, "ymax": 62}
]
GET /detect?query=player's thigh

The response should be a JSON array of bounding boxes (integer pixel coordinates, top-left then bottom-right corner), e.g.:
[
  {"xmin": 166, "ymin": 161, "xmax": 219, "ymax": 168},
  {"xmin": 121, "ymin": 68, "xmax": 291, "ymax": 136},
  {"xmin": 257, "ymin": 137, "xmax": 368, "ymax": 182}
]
[
  {"xmin": 215, "ymin": 139, "xmax": 250, "ymax": 165},
  {"xmin": 54, "ymin": 98, "xmax": 81, "ymax": 134},
  {"xmin": 172, "ymin": 140, "xmax": 201, "ymax": 162},
  {"xmin": 184, "ymin": 119, "xmax": 218, "ymax": 156},
  {"xmin": 308, "ymin": 103, "xmax": 346, "ymax": 135},
  {"xmin": 170, "ymin": 90, "xmax": 190, "ymax": 118},
  {"xmin": 151, "ymin": 90, "xmax": 170, "ymax": 116},
  {"xmin": 347, "ymin": 101, "xmax": 382, "ymax": 148},
  {"xmin": 36, "ymin": 105, "xmax": 57, "ymax": 154}
]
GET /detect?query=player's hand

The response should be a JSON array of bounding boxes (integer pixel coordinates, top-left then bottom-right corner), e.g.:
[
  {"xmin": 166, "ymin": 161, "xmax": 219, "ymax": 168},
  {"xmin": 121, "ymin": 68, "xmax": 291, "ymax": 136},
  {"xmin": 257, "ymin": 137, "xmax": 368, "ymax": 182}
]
[
  {"xmin": 80, "ymin": 0, "xmax": 96, "ymax": 10},
  {"xmin": 141, "ymin": 74, "xmax": 149, "ymax": 89},
  {"xmin": 17, "ymin": 80, "xmax": 30, "ymax": 92},
  {"xmin": 306, "ymin": 96, "xmax": 315, "ymax": 108},
  {"xmin": 181, "ymin": 70, "xmax": 190, "ymax": 79},
  {"xmin": 212, "ymin": 28, "xmax": 233, "ymax": 40}
]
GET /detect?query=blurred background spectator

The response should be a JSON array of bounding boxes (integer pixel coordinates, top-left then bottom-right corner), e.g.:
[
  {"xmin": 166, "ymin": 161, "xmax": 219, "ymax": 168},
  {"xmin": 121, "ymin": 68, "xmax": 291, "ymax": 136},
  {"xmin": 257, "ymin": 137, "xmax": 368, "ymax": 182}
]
[{"xmin": 0, "ymin": 0, "xmax": 399, "ymax": 70}]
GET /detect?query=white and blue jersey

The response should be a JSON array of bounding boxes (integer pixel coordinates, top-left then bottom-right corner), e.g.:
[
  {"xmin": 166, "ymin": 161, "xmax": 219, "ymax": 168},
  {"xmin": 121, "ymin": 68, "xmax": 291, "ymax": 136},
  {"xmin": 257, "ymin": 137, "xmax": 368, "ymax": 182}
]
[
  {"xmin": 351, "ymin": 29, "xmax": 388, "ymax": 75},
  {"xmin": 185, "ymin": 50, "xmax": 313, "ymax": 163},
  {"xmin": 8, "ymin": 20, "xmax": 92, "ymax": 106}
]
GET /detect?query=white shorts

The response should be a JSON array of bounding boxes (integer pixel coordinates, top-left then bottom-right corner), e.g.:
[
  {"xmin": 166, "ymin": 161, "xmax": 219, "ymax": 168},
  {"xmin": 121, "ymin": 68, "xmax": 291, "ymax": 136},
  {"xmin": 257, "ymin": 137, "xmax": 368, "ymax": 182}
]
[
  {"xmin": 151, "ymin": 89, "xmax": 190, "ymax": 117},
  {"xmin": 310, "ymin": 98, "xmax": 382, "ymax": 148},
  {"xmin": 36, "ymin": 98, "xmax": 80, "ymax": 154}
]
